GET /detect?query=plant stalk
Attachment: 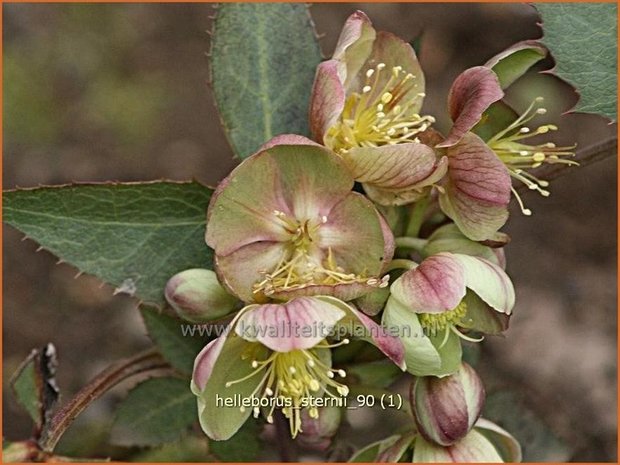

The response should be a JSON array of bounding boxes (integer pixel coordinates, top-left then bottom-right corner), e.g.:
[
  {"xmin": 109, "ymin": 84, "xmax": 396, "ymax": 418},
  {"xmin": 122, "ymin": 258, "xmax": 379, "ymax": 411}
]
[{"xmin": 40, "ymin": 349, "xmax": 169, "ymax": 453}]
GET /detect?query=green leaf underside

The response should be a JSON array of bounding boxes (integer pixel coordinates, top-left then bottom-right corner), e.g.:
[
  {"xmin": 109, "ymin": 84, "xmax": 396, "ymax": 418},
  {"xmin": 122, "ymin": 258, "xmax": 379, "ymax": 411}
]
[
  {"xmin": 536, "ymin": 3, "xmax": 617, "ymax": 120},
  {"xmin": 141, "ymin": 308, "xmax": 206, "ymax": 374},
  {"xmin": 211, "ymin": 3, "xmax": 322, "ymax": 159},
  {"xmin": 3, "ymin": 181, "xmax": 214, "ymax": 307},
  {"xmin": 209, "ymin": 419, "xmax": 262, "ymax": 462},
  {"xmin": 111, "ymin": 377, "xmax": 196, "ymax": 447}
]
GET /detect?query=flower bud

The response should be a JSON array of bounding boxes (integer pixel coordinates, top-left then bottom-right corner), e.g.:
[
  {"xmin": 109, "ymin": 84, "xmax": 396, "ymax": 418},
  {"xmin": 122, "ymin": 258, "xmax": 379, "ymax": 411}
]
[
  {"xmin": 410, "ymin": 362, "xmax": 484, "ymax": 446},
  {"xmin": 297, "ymin": 406, "xmax": 342, "ymax": 450},
  {"xmin": 165, "ymin": 269, "xmax": 238, "ymax": 322}
]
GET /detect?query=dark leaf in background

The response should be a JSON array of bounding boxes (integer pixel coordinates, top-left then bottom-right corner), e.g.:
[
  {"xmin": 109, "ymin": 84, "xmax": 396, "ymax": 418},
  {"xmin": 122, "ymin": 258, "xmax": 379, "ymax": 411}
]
[
  {"xmin": 111, "ymin": 377, "xmax": 196, "ymax": 447},
  {"xmin": 536, "ymin": 3, "xmax": 617, "ymax": 121},
  {"xmin": 211, "ymin": 3, "xmax": 322, "ymax": 159}
]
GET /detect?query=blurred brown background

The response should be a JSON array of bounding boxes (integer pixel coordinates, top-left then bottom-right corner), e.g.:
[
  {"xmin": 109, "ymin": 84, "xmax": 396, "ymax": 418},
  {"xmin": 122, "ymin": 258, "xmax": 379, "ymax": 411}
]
[{"xmin": 3, "ymin": 3, "xmax": 617, "ymax": 461}]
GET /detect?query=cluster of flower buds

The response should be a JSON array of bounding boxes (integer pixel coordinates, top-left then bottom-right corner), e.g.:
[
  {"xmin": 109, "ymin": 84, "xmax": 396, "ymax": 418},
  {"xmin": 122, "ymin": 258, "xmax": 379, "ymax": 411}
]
[{"xmin": 162, "ymin": 9, "xmax": 574, "ymax": 461}]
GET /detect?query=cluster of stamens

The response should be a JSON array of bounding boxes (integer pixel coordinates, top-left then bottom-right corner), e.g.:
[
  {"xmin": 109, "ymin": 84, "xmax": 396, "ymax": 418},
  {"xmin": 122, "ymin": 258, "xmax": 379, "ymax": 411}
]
[
  {"xmin": 419, "ymin": 301, "xmax": 481, "ymax": 347},
  {"xmin": 326, "ymin": 63, "xmax": 436, "ymax": 154},
  {"xmin": 225, "ymin": 340, "xmax": 351, "ymax": 437},
  {"xmin": 487, "ymin": 97, "xmax": 577, "ymax": 215},
  {"xmin": 252, "ymin": 211, "xmax": 387, "ymax": 297}
]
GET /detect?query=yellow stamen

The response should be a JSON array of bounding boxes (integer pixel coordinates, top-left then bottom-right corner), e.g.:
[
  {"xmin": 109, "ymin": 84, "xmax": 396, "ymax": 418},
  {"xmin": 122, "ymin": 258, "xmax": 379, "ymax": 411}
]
[
  {"xmin": 326, "ymin": 64, "xmax": 435, "ymax": 153},
  {"xmin": 226, "ymin": 342, "xmax": 349, "ymax": 438},
  {"xmin": 253, "ymin": 211, "xmax": 375, "ymax": 297},
  {"xmin": 487, "ymin": 97, "xmax": 577, "ymax": 214}
]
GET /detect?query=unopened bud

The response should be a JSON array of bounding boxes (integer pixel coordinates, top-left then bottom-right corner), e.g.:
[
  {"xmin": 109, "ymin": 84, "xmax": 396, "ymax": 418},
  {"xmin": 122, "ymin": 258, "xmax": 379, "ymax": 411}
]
[
  {"xmin": 411, "ymin": 362, "xmax": 484, "ymax": 446},
  {"xmin": 298, "ymin": 406, "xmax": 342, "ymax": 450},
  {"xmin": 165, "ymin": 269, "xmax": 238, "ymax": 322}
]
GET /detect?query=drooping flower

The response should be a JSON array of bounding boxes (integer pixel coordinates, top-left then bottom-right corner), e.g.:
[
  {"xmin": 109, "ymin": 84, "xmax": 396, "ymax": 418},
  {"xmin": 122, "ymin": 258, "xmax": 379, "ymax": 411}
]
[
  {"xmin": 410, "ymin": 362, "xmax": 485, "ymax": 446},
  {"xmin": 382, "ymin": 252, "xmax": 514, "ymax": 376},
  {"xmin": 191, "ymin": 296, "xmax": 405, "ymax": 440},
  {"xmin": 206, "ymin": 138, "xmax": 394, "ymax": 303},
  {"xmin": 434, "ymin": 67, "xmax": 513, "ymax": 241},
  {"xmin": 439, "ymin": 45, "xmax": 576, "ymax": 218},
  {"xmin": 309, "ymin": 11, "xmax": 447, "ymax": 206}
]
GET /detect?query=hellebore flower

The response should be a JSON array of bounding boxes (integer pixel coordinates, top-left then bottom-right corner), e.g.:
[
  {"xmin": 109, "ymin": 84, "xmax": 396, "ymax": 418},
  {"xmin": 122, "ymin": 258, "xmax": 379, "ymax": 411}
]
[
  {"xmin": 165, "ymin": 268, "xmax": 239, "ymax": 323},
  {"xmin": 383, "ymin": 252, "xmax": 514, "ymax": 376},
  {"xmin": 410, "ymin": 362, "xmax": 484, "ymax": 446},
  {"xmin": 309, "ymin": 11, "xmax": 447, "ymax": 206},
  {"xmin": 439, "ymin": 55, "xmax": 575, "ymax": 221},
  {"xmin": 191, "ymin": 296, "xmax": 405, "ymax": 440},
  {"xmin": 349, "ymin": 418, "xmax": 520, "ymax": 462},
  {"xmin": 433, "ymin": 67, "xmax": 513, "ymax": 242},
  {"xmin": 206, "ymin": 140, "xmax": 394, "ymax": 303}
]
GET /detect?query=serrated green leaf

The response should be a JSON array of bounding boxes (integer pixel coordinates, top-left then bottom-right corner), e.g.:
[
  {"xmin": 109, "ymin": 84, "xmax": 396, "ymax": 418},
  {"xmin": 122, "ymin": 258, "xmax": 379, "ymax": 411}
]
[
  {"xmin": 211, "ymin": 3, "xmax": 322, "ymax": 159},
  {"xmin": 10, "ymin": 344, "xmax": 59, "ymax": 434},
  {"xmin": 536, "ymin": 3, "xmax": 617, "ymax": 120},
  {"xmin": 483, "ymin": 390, "xmax": 571, "ymax": 461},
  {"xmin": 3, "ymin": 181, "xmax": 213, "ymax": 307},
  {"xmin": 141, "ymin": 308, "xmax": 206, "ymax": 374},
  {"xmin": 111, "ymin": 377, "xmax": 196, "ymax": 447},
  {"xmin": 209, "ymin": 419, "xmax": 262, "ymax": 462}
]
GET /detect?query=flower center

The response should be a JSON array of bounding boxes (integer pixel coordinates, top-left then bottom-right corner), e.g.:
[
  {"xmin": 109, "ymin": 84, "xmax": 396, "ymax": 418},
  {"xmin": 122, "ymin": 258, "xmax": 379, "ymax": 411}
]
[
  {"xmin": 419, "ymin": 300, "xmax": 468, "ymax": 336},
  {"xmin": 326, "ymin": 63, "xmax": 435, "ymax": 154},
  {"xmin": 486, "ymin": 97, "xmax": 577, "ymax": 215},
  {"xmin": 225, "ymin": 341, "xmax": 350, "ymax": 438},
  {"xmin": 418, "ymin": 300, "xmax": 482, "ymax": 347},
  {"xmin": 252, "ymin": 211, "xmax": 388, "ymax": 297}
]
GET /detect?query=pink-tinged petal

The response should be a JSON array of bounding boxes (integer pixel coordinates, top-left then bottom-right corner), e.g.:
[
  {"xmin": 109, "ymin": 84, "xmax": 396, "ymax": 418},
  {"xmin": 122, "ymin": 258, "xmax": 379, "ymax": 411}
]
[
  {"xmin": 484, "ymin": 40, "xmax": 547, "ymax": 89},
  {"xmin": 206, "ymin": 154, "xmax": 290, "ymax": 256},
  {"xmin": 355, "ymin": 31, "xmax": 425, "ymax": 111},
  {"xmin": 318, "ymin": 192, "xmax": 389, "ymax": 277},
  {"xmin": 271, "ymin": 281, "xmax": 380, "ymax": 302},
  {"xmin": 332, "ymin": 11, "xmax": 376, "ymax": 90},
  {"xmin": 391, "ymin": 253, "xmax": 466, "ymax": 314},
  {"xmin": 332, "ymin": 11, "xmax": 375, "ymax": 70},
  {"xmin": 438, "ymin": 132, "xmax": 511, "ymax": 241},
  {"xmin": 475, "ymin": 418, "xmax": 522, "ymax": 462},
  {"xmin": 342, "ymin": 143, "xmax": 437, "ymax": 190},
  {"xmin": 309, "ymin": 60, "xmax": 346, "ymax": 142},
  {"xmin": 412, "ymin": 430, "xmax": 504, "ymax": 462},
  {"xmin": 362, "ymin": 155, "xmax": 448, "ymax": 206},
  {"xmin": 215, "ymin": 241, "xmax": 289, "ymax": 302},
  {"xmin": 451, "ymin": 254, "xmax": 515, "ymax": 315},
  {"xmin": 234, "ymin": 297, "xmax": 346, "ymax": 352},
  {"xmin": 207, "ymin": 144, "xmax": 353, "ymax": 256},
  {"xmin": 259, "ymin": 134, "xmax": 320, "ymax": 151},
  {"xmin": 192, "ymin": 335, "xmax": 227, "ymax": 391},
  {"xmin": 316, "ymin": 296, "xmax": 406, "ymax": 369},
  {"xmin": 438, "ymin": 67, "xmax": 504, "ymax": 148}
]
